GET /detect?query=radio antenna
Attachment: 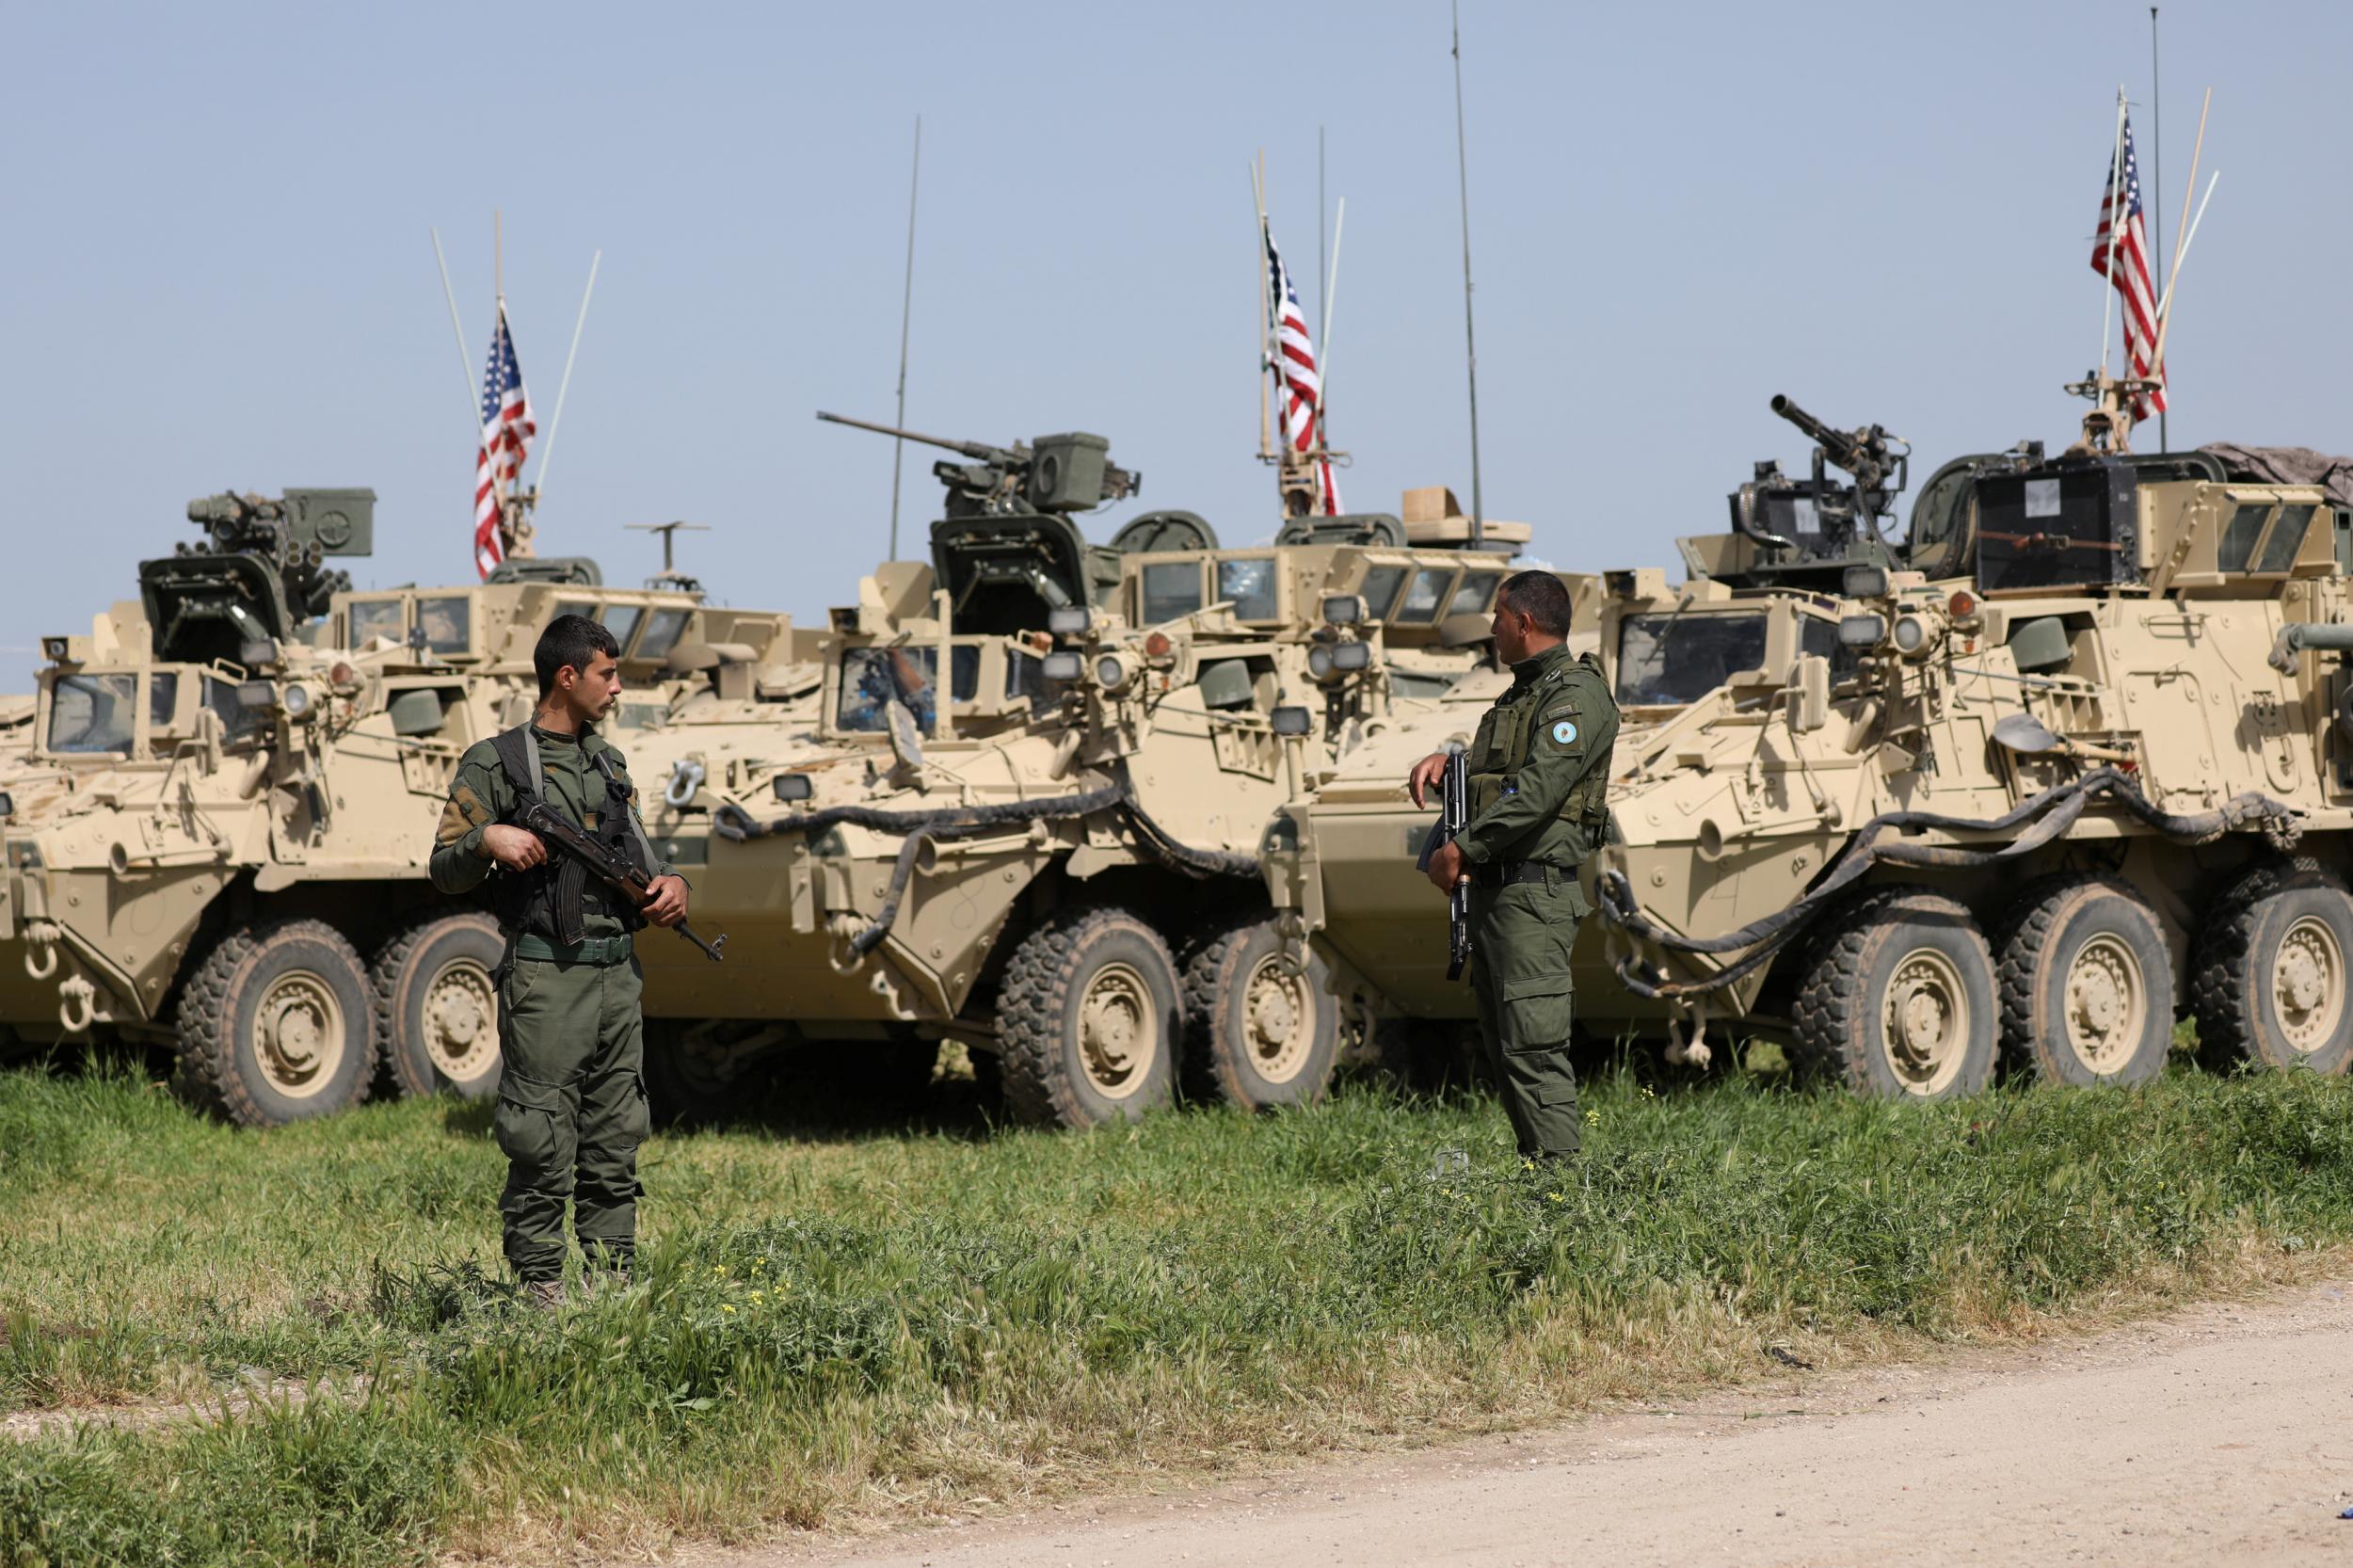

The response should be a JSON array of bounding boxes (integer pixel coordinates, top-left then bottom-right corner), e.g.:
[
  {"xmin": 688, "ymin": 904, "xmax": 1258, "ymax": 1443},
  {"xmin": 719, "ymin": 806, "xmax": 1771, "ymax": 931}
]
[
  {"xmin": 1450, "ymin": 0, "xmax": 1485, "ymax": 550},
  {"xmin": 2149, "ymin": 8, "xmax": 2166, "ymax": 449},
  {"xmin": 888, "ymin": 115, "xmax": 922, "ymax": 561},
  {"xmin": 429, "ymin": 228, "xmax": 478, "ymax": 439},
  {"xmin": 532, "ymin": 249, "xmax": 601, "ymax": 512}
]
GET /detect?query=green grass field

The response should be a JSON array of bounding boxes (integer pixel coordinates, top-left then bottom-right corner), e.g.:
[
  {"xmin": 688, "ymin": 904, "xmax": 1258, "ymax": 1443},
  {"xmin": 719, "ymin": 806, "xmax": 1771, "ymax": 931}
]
[{"xmin": 3, "ymin": 1056, "xmax": 2349, "ymax": 1566}]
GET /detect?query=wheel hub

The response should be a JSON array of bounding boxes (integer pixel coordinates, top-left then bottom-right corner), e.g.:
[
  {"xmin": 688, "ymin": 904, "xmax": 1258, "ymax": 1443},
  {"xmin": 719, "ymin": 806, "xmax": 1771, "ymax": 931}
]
[
  {"xmin": 253, "ymin": 971, "xmax": 344, "ymax": 1099},
  {"xmin": 2063, "ymin": 934, "xmax": 2145, "ymax": 1075},
  {"xmin": 423, "ymin": 958, "xmax": 497, "ymax": 1081},
  {"xmin": 1241, "ymin": 954, "xmax": 1314, "ymax": 1084},
  {"xmin": 2272, "ymin": 916, "xmax": 2344, "ymax": 1055},
  {"xmin": 1079, "ymin": 962, "xmax": 1158, "ymax": 1098},
  {"xmin": 1881, "ymin": 948, "xmax": 1968, "ymax": 1095}
]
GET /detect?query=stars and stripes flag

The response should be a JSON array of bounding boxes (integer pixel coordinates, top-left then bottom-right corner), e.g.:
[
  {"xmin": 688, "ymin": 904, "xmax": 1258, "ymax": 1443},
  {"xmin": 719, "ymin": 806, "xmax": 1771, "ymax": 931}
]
[
  {"xmin": 472, "ymin": 303, "xmax": 536, "ymax": 578},
  {"xmin": 1263, "ymin": 223, "xmax": 1341, "ymax": 514},
  {"xmin": 2090, "ymin": 108, "xmax": 2168, "ymax": 423}
]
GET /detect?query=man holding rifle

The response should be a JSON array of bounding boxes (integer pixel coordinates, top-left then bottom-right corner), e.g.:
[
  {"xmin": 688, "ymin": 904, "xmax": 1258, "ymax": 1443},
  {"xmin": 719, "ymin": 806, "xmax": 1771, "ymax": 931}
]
[
  {"xmin": 1409, "ymin": 572, "xmax": 1618, "ymax": 1163},
  {"xmin": 430, "ymin": 615, "xmax": 694, "ymax": 1306}
]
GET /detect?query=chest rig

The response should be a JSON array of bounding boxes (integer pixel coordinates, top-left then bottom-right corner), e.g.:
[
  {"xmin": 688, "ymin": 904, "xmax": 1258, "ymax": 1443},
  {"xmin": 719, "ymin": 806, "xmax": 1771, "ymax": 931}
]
[
  {"xmin": 1465, "ymin": 651, "xmax": 1615, "ymax": 862},
  {"xmin": 487, "ymin": 726, "xmax": 652, "ymax": 945}
]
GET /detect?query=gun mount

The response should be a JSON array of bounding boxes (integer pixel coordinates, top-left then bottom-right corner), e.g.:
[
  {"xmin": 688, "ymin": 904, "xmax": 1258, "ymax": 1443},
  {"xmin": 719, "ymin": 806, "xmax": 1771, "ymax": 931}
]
[
  {"xmin": 1695, "ymin": 396, "xmax": 1913, "ymax": 592},
  {"xmin": 141, "ymin": 488, "xmax": 376, "ymax": 664},
  {"xmin": 818, "ymin": 411, "xmax": 1140, "ymax": 520}
]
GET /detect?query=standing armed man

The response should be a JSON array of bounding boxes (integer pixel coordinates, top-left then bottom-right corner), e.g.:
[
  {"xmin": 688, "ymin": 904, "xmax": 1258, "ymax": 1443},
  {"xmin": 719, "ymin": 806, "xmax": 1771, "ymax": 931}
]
[
  {"xmin": 429, "ymin": 615, "xmax": 692, "ymax": 1306},
  {"xmin": 1409, "ymin": 571, "xmax": 1618, "ymax": 1162}
]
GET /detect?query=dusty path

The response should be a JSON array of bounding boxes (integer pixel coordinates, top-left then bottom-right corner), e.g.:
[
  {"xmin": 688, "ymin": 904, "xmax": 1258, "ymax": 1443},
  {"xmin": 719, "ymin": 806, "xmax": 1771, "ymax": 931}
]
[{"xmin": 728, "ymin": 1279, "xmax": 2353, "ymax": 1568}]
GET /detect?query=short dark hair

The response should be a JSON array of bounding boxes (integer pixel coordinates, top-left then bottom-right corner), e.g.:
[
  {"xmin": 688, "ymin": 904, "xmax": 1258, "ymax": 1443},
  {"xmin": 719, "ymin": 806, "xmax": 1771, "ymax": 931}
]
[
  {"xmin": 535, "ymin": 614, "xmax": 621, "ymax": 696},
  {"xmin": 1496, "ymin": 570, "xmax": 1574, "ymax": 637}
]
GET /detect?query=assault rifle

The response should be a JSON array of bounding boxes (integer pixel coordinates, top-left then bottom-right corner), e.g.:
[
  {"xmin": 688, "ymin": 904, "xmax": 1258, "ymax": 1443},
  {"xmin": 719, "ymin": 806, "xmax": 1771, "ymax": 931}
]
[
  {"xmin": 1415, "ymin": 744, "xmax": 1474, "ymax": 981},
  {"xmin": 514, "ymin": 797, "xmax": 728, "ymax": 963}
]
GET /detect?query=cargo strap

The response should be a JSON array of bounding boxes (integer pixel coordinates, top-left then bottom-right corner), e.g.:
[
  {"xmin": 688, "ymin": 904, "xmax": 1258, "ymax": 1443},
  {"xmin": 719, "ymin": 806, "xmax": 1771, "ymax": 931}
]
[{"xmin": 511, "ymin": 932, "xmax": 636, "ymax": 966}]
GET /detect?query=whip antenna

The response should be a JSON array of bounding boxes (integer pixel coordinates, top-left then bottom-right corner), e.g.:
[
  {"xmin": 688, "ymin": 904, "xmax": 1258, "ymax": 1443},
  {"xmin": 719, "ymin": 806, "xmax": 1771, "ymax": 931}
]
[
  {"xmin": 889, "ymin": 115, "xmax": 922, "ymax": 561},
  {"xmin": 1450, "ymin": 0, "xmax": 1485, "ymax": 549}
]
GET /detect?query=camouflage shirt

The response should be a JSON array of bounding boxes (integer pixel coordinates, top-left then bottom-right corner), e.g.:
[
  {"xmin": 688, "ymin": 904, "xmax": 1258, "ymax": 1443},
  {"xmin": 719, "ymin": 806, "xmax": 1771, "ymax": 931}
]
[{"xmin": 429, "ymin": 723, "xmax": 676, "ymax": 938}]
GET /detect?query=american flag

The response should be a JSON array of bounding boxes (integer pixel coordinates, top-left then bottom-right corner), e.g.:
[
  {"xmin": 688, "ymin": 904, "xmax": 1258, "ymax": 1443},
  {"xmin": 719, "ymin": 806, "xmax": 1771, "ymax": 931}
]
[
  {"xmin": 1263, "ymin": 224, "xmax": 1341, "ymax": 514},
  {"xmin": 472, "ymin": 303, "xmax": 536, "ymax": 578},
  {"xmin": 2090, "ymin": 109, "xmax": 2167, "ymax": 423}
]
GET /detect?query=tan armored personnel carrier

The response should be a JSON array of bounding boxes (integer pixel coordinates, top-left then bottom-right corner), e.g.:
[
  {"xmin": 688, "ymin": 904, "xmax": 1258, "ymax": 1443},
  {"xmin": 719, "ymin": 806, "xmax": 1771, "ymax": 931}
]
[
  {"xmin": 616, "ymin": 422, "xmax": 1531, "ymax": 1127},
  {"xmin": 0, "ymin": 489, "xmax": 810, "ymax": 1124},
  {"xmin": 1267, "ymin": 382, "xmax": 2353, "ymax": 1099}
]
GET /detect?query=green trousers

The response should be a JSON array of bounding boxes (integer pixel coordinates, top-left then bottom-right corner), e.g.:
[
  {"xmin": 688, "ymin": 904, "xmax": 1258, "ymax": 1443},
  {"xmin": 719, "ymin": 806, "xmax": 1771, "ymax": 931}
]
[
  {"xmin": 1467, "ymin": 871, "xmax": 1585, "ymax": 1160},
  {"xmin": 493, "ymin": 952, "xmax": 650, "ymax": 1281}
]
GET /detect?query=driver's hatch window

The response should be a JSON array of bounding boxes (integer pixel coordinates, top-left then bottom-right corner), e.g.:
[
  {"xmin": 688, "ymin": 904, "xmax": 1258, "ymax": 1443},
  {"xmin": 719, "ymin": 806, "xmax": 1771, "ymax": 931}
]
[
  {"xmin": 840, "ymin": 647, "xmax": 939, "ymax": 732},
  {"xmin": 148, "ymin": 672, "xmax": 181, "ymax": 732},
  {"xmin": 349, "ymin": 600, "xmax": 405, "ymax": 648},
  {"xmin": 48, "ymin": 674, "xmax": 136, "ymax": 753},
  {"xmin": 1217, "ymin": 558, "xmax": 1279, "ymax": 621},
  {"xmin": 1394, "ymin": 568, "xmax": 1453, "ymax": 624},
  {"xmin": 1141, "ymin": 563, "xmax": 1204, "ymax": 625}
]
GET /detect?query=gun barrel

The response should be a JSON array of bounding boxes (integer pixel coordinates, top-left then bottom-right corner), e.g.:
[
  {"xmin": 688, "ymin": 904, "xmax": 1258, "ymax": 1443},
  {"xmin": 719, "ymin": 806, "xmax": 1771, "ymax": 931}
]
[{"xmin": 816, "ymin": 410, "xmax": 1000, "ymax": 463}]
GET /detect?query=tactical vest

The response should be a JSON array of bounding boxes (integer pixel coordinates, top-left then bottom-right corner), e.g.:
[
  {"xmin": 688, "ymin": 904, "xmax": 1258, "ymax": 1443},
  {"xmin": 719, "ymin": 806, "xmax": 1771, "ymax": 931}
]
[
  {"xmin": 1465, "ymin": 651, "xmax": 1616, "ymax": 864},
  {"xmin": 487, "ymin": 726, "xmax": 654, "ymax": 946}
]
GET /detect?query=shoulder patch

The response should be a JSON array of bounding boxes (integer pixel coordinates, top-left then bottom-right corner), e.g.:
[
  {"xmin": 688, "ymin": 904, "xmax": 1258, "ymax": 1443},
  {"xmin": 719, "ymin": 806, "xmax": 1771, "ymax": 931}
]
[{"xmin": 1550, "ymin": 719, "xmax": 1580, "ymax": 747}]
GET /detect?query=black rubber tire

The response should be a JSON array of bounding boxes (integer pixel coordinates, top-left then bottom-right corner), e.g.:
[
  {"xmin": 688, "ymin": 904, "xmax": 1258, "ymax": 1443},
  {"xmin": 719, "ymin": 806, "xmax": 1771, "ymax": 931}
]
[
  {"xmin": 998, "ymin": 907, "xmax": 1180, "ymax": 1128},
  {"xmin": 1791, "ymin": 887, "xmax": 1998, "ymax": 1101},
  {"xmin": 642, "ymin": 1019, "xmax": 769, "ymax": 1128},
  {"xmin": 1994, "ymin": 874, "xmax": 2176, "ymax": 1086},
  {"xmin": 824, "ymin": 1036, "xmax": 941, "ymax": 1113},
  {"xmin": 1179, "ymin": 916, "xmax": 1338, "ymax": 1110},
  {"xmin": 372, "ymin": 913, "xmax": 504, "ymax": 1101},
  {"xmin": 2191, "ymin": 860, "xmax": 2353, "ymax": 1076},
  {"xmin": 172, "ymin": 919, "xmax": 376, "ymax": 1127}
]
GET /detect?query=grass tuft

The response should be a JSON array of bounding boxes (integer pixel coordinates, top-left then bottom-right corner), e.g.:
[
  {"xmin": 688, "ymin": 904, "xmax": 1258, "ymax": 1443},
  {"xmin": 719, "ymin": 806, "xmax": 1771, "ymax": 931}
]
[{"xmin": 2, "ymin": 1061, "xmax": 2349, "ymax": 1563}]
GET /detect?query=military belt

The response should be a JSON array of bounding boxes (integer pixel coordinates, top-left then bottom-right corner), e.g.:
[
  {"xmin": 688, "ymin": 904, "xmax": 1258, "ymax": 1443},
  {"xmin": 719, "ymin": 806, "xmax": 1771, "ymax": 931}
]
[
  {"xmin": 1475, "ymin": 859, "xmax": 1568, "ymax": 888},
  {"xmin": 511, "ymin": 932, "xmax": 636, "ymax": 967}
]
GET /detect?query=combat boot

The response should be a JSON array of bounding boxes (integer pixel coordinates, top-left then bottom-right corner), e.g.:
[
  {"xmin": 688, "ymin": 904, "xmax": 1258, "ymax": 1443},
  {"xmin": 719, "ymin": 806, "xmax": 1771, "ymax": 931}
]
[{"xmin": 522, "ymin": 1277, "xmax": 568, "ymax": 1313}]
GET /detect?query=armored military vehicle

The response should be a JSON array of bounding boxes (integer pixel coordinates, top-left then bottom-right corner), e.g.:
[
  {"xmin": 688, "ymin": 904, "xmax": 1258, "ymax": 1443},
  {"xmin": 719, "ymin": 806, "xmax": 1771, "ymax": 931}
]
[
  {"xmin": 613, "ymin": 419, "xmax": 1538, "ymax": 1127},
  {"xmin": 0, "ymin": 488, "xmax": 811, "ymax": 1124},
  {"xmin": 1267, "ymin": 380, "xmax": 2353, "ymax": 1099}
]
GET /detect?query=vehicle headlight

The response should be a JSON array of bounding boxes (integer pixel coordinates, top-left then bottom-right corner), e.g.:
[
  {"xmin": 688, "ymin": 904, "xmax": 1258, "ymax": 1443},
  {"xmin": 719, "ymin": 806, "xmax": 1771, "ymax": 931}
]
[
  {"xmin": 1838, "ymin": 614, "xmax": 1888, "ymax": 648},
  {"xmin": 1332, "ymin": 640, "xmax": 1372, "ymax": 672},
  {"xmin": 1095, "ymin": 652, "xmax": 1139, "ymax": 694},
  {"xmin": 1042, "ymin": 651, "xmax": 1083, "ymax": 682},
  {"xmin": 1307, "ymin": 644, "xmax": 1336, "ymax": 680},
  {"xmin": 1842, "ymin": 565, "xmax": 1890, "ymax": 599},
  {"xmin": 280, "ymin": 682, "xmax": 315, "ymax": 720}
]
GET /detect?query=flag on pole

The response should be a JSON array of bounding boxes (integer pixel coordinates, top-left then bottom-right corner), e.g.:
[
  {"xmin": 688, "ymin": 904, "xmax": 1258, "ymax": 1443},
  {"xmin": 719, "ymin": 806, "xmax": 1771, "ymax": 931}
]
[
  {"xmin": 472, "ymin": 303, "xmax": 536, "ymax": 578},
  {"xmin": 1263, "ymin": 224, "xmax": 1342, "ymax": 514},
  {"xmin": 2090, "ymin": 109, "xmax": 2167, "ymax": 423}
]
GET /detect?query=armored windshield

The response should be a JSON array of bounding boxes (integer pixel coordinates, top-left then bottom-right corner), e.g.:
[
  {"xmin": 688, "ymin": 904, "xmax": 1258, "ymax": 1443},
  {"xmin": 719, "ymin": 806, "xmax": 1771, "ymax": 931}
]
[
  {"xmin": 837, "ymin": 645, "xmax": 982, "ymax": 733},
  {"xmin": 48, "ymin": 674, "xmax": 137, "ymax": 753},
  {"xmin": 1615, "ymin": 612, "xmax": 1769, "ymax": 707}
]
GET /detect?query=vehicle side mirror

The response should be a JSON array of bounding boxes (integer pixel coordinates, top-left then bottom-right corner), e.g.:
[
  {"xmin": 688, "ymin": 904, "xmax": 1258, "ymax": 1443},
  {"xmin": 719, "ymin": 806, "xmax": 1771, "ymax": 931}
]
[{"xmin": 1785, "ymin": 654, "xmax": 1831, "ymax": 734}]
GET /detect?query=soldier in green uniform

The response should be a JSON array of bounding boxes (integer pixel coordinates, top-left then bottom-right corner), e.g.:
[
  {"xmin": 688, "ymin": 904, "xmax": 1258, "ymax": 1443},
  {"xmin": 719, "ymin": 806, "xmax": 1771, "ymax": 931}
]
[
  {"xmin": 429, "ymin": 615, "xmax": 691, "ymax": 1306},
  {"xmin": 1411, "ymin": 571, "xmax": 1618, "ymax": 1161}
]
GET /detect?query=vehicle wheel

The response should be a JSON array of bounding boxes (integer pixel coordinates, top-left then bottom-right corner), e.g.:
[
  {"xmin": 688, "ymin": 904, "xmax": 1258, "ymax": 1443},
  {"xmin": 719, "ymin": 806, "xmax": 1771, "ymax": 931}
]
[
  {"xmin": 2192, "ymin": 861, "xmax": 2353, "ymax": 1076},
  {"xmin": 643, "ymin": 1020, "xmax": 771, "ymax": 1128},
  {"xmin": 173, "ymin": 919, "xmax": 375, "ymax": 1127},
  {"xmin": 1792, "ymin": 888, "xmax": 1998, "ymax": 1100},
  {"xmin": 999, "ymin": 907, "xmax": 1180, "ymax": 1128},
  {"xmin": 372, "ymin": 913, "xmax": 504, "ymax": 1100},
  {"xmin": 823, "ymin": 1036, "xmax": 941, "ymax": 1114},
  {"xmin": 1180, "ymin": 916, "xmax": 1338, "ymax": 1110},
  {"xmin": 1995, "ymin": 875, "xmax": 2175, "ymax": 1086}
]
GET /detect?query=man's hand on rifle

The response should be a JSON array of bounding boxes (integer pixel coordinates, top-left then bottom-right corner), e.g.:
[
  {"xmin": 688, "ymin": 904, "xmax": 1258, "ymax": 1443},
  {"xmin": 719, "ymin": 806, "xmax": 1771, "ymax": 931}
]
[
  {"xmin": 481, "ymin": 824, "xmax": 548, "ymax": 872},
  {"xmin": 1424, "ymin": 839, "xmax": 1467, "ymax": 895},
  {"xmin": 639, "ymin": 874, "xmax": 690, "ymax": 929},
  {"xmin": 1406, "ymin": 750, "xmax": 1452, "ymax": 809}
]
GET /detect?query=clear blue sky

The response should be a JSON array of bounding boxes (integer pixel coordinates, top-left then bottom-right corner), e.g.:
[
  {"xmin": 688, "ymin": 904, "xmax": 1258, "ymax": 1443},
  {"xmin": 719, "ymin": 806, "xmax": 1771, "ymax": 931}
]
[{"xmin": 3, "ymin": 1, "xmax": 2345, "ymax": 685}]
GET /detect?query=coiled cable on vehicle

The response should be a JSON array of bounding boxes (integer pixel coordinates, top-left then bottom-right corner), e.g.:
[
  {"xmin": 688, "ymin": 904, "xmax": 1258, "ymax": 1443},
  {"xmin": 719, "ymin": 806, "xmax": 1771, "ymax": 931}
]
[
  {"xmin": 711, "ymin": 773, "xmax": 1257, "ymax": 956},
  {"xmin": 1599, "ymin": 766, "xmax": 2301, "ymax": 1000}
]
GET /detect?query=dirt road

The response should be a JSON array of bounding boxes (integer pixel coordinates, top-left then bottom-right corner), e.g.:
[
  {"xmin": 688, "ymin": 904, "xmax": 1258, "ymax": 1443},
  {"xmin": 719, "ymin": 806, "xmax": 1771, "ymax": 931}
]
[{"xmin": 743, "ymin": 1279, "xmax": 2353, "ymax": 1568}]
